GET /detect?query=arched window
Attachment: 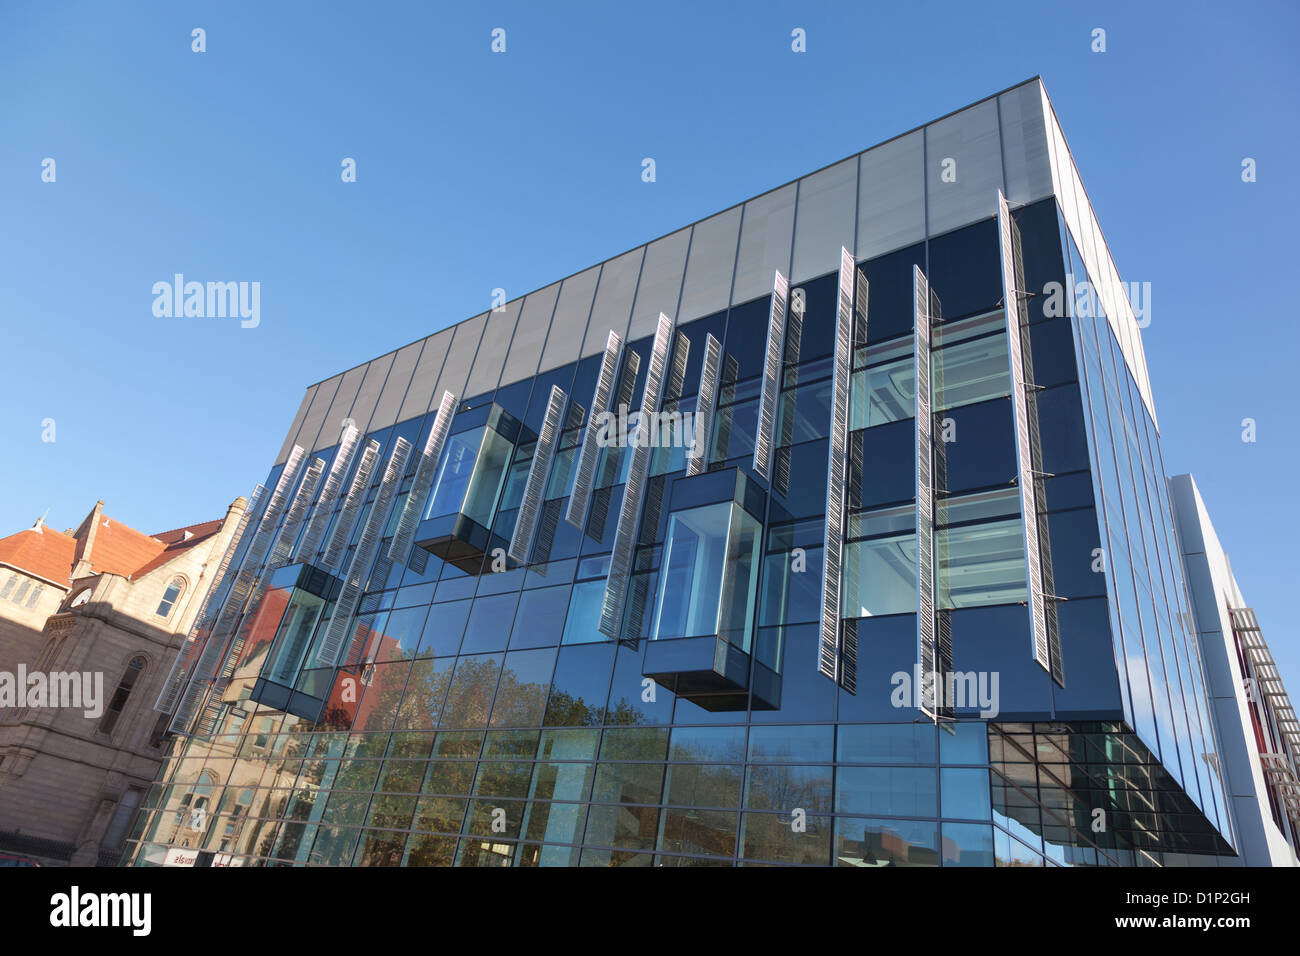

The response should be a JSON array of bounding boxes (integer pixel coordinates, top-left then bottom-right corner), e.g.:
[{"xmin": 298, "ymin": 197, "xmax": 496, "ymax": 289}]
[
  {"xmin": 156, "ymin": 576, "xmax": 185, "ymax": 618},
  {"xmin": 99, "ymin": 655, "xmax": 147, "ymax": 736}
]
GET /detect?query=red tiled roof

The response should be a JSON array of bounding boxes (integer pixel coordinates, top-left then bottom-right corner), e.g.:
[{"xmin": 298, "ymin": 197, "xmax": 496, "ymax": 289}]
[
  {"xmin": 134, "ymin": 519, "xmax": 224, "ymax": 578},
  {"xmin": 0, "ymin": 510, "xmax": 227, "ymax": 585},
  {"xmin": 0, "ymin": 526, "xmax": 77, "ymax": 588},
  {"xmin": 88, "ymin": 518, "xmax": 166, "ymax": 578}
]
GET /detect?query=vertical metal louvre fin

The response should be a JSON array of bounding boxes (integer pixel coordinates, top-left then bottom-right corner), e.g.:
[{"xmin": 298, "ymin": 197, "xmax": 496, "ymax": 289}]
[
  {"xmin": 838, "ymin": 271, "xmax": 867, "ymax": 692},
  {"xmin": 818, "ymin": 249, "xmax": 854, "ymax": 682},
  {"xmin": 566, "ymin": 330, "xmax": 624, "ymax": 531},
  {"xmin": 389, "ymin": 390, "xmax": 458, "ymax": 564},
  {"xmin": 586, "ymin": 349, "xmax": 641, "ymax": 541},
  {"xmin": 205, "ymin": 448, "xmax": 321, "ymax": 719},
  {"xmin": 154, "ymin": 483, "xmax": 267, "ymax": 714},
  {"xmin": 715, "ymin": 354, "xmax": 740, "ymax": 460},
  {"xmin": 914, "ymin": 265, "xmax": 939, "ymax": 717},
  {"xmin": 687, "ymin": 334, "xmax": 722, "ymax": 476},
  {"xmin": 295, "ymin": 422, "xmax": 360, "ymax": 562},
  {"xmin": 169, "ymin": 446, "xmax": 306, "ymax": 732},
  {"xmin": 268, "ymin": 458, "xmax": 325, "ymax": 569},
  {"xmin": 315, "ymin": 438, "xmax": 413, "ymax": 668},
  {"xmin": 600, "ymin": 313, "xmax": 674, "ymax": 639},
  {"xmin": 321, "ymin": 439, "xmax": 381, "ymax": 573},
  {"xmin": 998, "ymin": 190, "xmax": 1052, "ymax": 679},
  {"xmin": 510, "ymin": 385, "xmax": 567, "ymax": 562},
  {"xmin": 753, "ymin": 271, "xmax": 789, "ymax": 482}
]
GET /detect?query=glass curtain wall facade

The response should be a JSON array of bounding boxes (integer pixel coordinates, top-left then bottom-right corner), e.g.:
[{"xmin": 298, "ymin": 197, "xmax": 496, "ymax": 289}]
[{"xmin": 125, "ymin": 78, "xmax": 1240, "ymax": 868}]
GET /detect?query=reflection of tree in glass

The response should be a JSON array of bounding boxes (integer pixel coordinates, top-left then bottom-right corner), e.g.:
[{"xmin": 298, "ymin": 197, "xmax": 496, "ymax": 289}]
[{"xmin": 745, "ymin": 765, "xmax": 834, "ymax": 815}]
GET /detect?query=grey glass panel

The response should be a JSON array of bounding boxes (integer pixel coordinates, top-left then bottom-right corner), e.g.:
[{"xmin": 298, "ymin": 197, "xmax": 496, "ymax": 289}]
[
  {"xmin": 275, "ymin": 386, "xmax": 317, "ymax": 466},
  {"xmin": 932, "ymin": 332, "xmax": 1011, "ymax": 411},
  {"xmin": 850, "ymin": 357, "xmax": 915, "ymax": 429},
  {"xmin": 368, "ymin": 341, "xmax": 422, "ymax": 433},
  {"xmin": 583, "ymin": 247, "xmax": 642, "ymax": 358},
  {"xmin": 998, "ymin": 83, "xmax": 1053, "ymax": 206},
  {"xmin": 836, "ymin": 817, "xmax": 937, "ymax": 867},
  {"xmin": 835, "ymin": 766, "xmax": 937, "ymax": 818},
  {"xmin": 347, "ymin": 353, "xmax": 394, "ymax": 435},
  {"xmin": 502, "ymin": 283, "xmax": 560, "ymax": 386},
  {"xmin": 925, "ymin": 99, "xmax": 1003, "ymax": 236},
  {"xmin": 843, "ymin": 534, "xmax": 917, "ymax": 617},
  {"xmin": 542, "ymin": 266, "xmax": 600, "ymax": 373},
  {"xmin": 936, "ymin": 519, "xmax": 1027, "ymax": 610},
  {"xmin": 398, "ymin": 329, "xmax": 453, "ymax": 423},
  {"xmin": 837, "ymin": 724, "xmax": 938, "ymax": 764},
  {"xmin": 466, "ymin": 299, "xmax": 522, "ymax": 397},
  {"xmin": 732, "ymin": 183, "xmax": 796, "ymax": 305},
  {"xmin": 791, "ymin": 158, "xmax": 857, "ymax": 284},
  {"xmin": 856, "ymin": 130, "xmax": 925, "ymax": 261},
  {"xmin": 629, "ymin": 227, "xmax": 690, "ymax": 338},
  {"xmin": 436, "ymin": 314, "xmax": 489, "ymax": 400},
  {"xmin": 679, "ymin": 206, "xmax": 741, "ymax": 322}
]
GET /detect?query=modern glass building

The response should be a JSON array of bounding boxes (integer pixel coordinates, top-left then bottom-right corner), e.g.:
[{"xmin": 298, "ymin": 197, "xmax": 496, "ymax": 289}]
[{"xmin": 125, "ymin": 77, "xmax": 1258, "ymax": 867}]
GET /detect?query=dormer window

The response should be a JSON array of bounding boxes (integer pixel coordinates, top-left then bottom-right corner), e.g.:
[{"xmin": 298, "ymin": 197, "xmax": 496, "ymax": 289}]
[{"xmin": 156, "ymin": 576, "xmax": 185, "ymax": 618}]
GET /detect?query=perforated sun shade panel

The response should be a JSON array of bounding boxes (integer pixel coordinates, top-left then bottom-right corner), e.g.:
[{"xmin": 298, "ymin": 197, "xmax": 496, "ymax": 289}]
[
  {"xmin": 268, "ymin": 458, "xmax": 324, "ymax": 569},
  {"xmin": 321, "ymin": 439, "xmax": 381, "ymax": 574},
  {"xmin": 566, "ymin": 330, "xmax": 623, "ymax": 531},
  {"xmin": 169, "ymin": 447, "xmax": 306, "ymax": 732},
  {"xmin": 999, "ymin": 190, "xmax": 1053, "ymax": 681},
  {"xmin": 154, "ymin": 483, "xmax": 267, "ymax": 714},
  {"xmin": 600, "ymin": 313, "xmax": 674, "ymax": 639},
  {"xmin": 295, "ymin": 422, "xmax": 360, "ymax": 563},
  {"xmin": 752, "ymin": 270, "xmax": 789, "ymax": 482},
  {"xmin": 388, "ymin": 390, "xmax": 458, "ymax": 566},
  {"xmin": 210, "ymin": 455, "xmax": 327, "ymax": 699},
  {"xmin": 687, "ymin": 334, "xmax": 722, "ymax": 476},
  {"xmin": 314, "ymin": 438, "xmax": 412, "ymax": 668},
  {"xmin": 510, "ymin": 385, "xmax": 567, "ymax": 563},
  {"xmin": 914, "ymin": 266, "xmax": 939, "ymax": 716},
  {"xmin": 817, "ymin": 249, "xmax": 854, "ymax": 684}
]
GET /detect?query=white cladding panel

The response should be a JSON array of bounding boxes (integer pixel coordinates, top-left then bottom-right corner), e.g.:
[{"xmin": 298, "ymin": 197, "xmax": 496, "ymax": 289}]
[{"xmin": 856, "ymin": 130, "xmax": 926, "ymax": 261}]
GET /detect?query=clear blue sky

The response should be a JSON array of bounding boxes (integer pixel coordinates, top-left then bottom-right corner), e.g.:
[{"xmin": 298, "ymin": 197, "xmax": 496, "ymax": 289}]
[{"xmin": 1, "ymin": 2, "xmax": 1296, "ymax": 687}]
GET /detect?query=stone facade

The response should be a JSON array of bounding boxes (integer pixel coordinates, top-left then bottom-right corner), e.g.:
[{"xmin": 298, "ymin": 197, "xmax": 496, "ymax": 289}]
[{"xmin": 0, "ymin": 498, "xmax": 246, "ymax": 865}]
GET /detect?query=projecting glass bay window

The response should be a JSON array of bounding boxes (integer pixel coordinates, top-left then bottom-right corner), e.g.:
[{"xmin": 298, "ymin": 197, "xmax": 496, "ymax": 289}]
[
  {"xmin": 650, "ymin": 501, "xmax": 762, "ymax": 652},
  {"xmin": 423, "ymin": 426, "xmax": 513, "ymax": 527}
]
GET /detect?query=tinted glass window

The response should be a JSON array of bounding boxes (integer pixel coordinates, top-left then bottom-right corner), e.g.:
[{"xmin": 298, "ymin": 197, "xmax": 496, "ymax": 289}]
[
  {"xmin": 861, "ymin": 242, "xmax": 924, "ymax": 344},
  {"xmin": 788, "ymin": 272, "xmax": 838, "ymax": 362},
  {"xmin": 1046, "ymin": 508, "xmax": 1106, "ymax": 599},
  {"xmin": 459, "ymin": 593, "xmax": 520, "ymax": 654},
  {"xmin": 544, "ymin": 644, "xmax": 614, "ymax": 726},
  {"xmin": 749, "ymin": 624, "xmax": 836, "ymax": 724},
  {"xmin": 936, "ymin": 397, "xmax": 1015, "ymax": 494},
  {"xmin": 508, "ymin": 585, "xmax": 571, "ymax": 649},
  {"xmin": 946, "ymin": 604, "xmax": 1053, "ymax": 716},
  {"xmin": 1012, "ymin": 198, "xmax": 1066, "ymax": 325},
  {"xmin": 1035, "ymin": 383, "xmax": 1090, "ymax": 475},
  {"xmin": 851, "ymin": 357, "xmax": 915, "ymax": 428},
  {"xmin": 721, "ymin": 298, "xmax": 770, "ymax": 377},
  {"xmin": 853, "ymin": 420, "xmax": 915, "ymax": 508},
  {"xmin": 927, "ymin": 219, "xmax": 1001, "ymax": 321}
]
